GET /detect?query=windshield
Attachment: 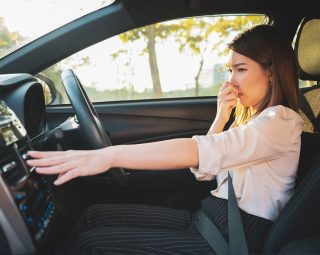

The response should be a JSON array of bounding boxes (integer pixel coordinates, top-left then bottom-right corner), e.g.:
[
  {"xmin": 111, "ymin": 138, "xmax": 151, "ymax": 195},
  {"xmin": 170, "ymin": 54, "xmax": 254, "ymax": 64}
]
[{"xmin": 0, "ymin": 0, "xmax": 115, "ymax": 59}]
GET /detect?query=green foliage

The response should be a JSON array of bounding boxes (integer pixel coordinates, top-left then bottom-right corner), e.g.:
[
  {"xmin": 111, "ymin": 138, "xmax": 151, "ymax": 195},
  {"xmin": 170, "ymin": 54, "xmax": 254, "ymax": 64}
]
[
  {"xmin": 0, "ymin": 17, "xmax": 25, "ymax": 56},
  {"xmin": 117, "ymin": 15, "xmax": 264, "ymax": 56},
  {"xmin": 111, "ymin": 15, "xmax": 265, "ymax": 99},
  {"xmin": 40, "ymin": 63, "xmax": 67, "ymax": 104},
  {"xmin": 1, "ymin": 11, "xmax": 266, "ymax": 105}
]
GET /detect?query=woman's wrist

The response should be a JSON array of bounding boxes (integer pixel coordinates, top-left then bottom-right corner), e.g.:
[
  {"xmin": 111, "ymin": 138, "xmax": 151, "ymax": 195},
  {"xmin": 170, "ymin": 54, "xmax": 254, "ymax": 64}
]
[
  {"xmin": 100, "ymin": 146, "xmax": 117, "ymax": 169},
  {"xmin": 208, "ymin": 118, "xmax": 227, "ymax": 134},
  {"xmin": 215, "ymin": 112, "xmax": 230, "ymax": 124}
]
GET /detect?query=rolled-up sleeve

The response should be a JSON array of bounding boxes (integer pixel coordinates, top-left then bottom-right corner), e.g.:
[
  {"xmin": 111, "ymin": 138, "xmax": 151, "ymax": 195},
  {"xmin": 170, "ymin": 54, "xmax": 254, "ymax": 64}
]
[{"xmin": 190, "ymin": 106, "xmax": 304, "ymax": 180}]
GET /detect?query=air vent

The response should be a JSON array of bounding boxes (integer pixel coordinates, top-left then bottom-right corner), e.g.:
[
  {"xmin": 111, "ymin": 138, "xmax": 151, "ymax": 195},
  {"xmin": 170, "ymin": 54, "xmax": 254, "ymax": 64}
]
[{"xmin": 0, "ymin": 146, "xmax": 27, "ymax": 186}]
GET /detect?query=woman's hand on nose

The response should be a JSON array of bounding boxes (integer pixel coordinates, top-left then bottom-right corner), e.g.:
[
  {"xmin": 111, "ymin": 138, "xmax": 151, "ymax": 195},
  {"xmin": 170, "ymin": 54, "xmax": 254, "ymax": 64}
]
[{"xmin": 216, "ymin": 82, "xmax": 238, "ymax": 123}]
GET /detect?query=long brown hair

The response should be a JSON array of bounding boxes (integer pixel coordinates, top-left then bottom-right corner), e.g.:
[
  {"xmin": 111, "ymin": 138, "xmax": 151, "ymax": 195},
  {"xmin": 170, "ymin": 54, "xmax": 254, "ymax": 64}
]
[{"xmin": 227, "ymin": 25, "xmax": 300, "ymax": 126}]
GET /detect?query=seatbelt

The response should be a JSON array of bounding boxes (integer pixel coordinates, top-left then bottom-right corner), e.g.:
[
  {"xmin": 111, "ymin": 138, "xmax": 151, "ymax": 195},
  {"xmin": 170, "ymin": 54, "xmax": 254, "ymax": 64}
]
[
  {"xmin": 223, "ymin": 108, "xmax": 236, "ymax": 131},
  {"xmin": 300, "ymin": 93, "xmax": 320, "ymax": 134},
  {"xmin": 227, "ymin": 172, "xmax": 249, "ymax": 255},
  {"xmin": 193, "ymin": 210, "xmax": 230, "ymax": 255},
  {"xmin": 193, "ymin": 172, "xmax": 249, "ymax": 255}
]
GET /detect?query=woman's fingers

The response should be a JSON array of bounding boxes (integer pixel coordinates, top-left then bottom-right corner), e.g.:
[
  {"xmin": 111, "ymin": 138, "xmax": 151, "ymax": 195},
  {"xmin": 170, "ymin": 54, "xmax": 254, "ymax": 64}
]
[
  {"xmin": 219, "ymin": 84, "xmax": 237, "ymax": 97},
  {"xmin": 28, "ymin": 150, "xmax": 68, "ymax": 159},
  {"xmin": 220, "ymin": 82, "xmax": 238, "ymax": 93},
  {"xmin": 27, "ymin": 156, "xmax": 68, "ymax": 167},
  {"xmin": 219, "ymin": 83, "xmax": 231, "ymax": 95},
  {"xmin": 54, "ymin": 169, "xmax": 79, "ymax": 185},
  {"xmin": 35, "ymin": 161, "xmax": 75, "ymax": 175},
  {"xmin": 54, "ymin": 166, "xmax": 91, "ymax": 185},
  {"xmin": 26, "ymin": 148, "xmax": 110, "ymax": 185},
  {"xmin": 27, "ymin": 150, "xmax": 81, "ymax": 167},
  {"xmin": 219, "ymin": 82, "xmax": 240, "ymax": 99},
  {"xmin": 222, "ymin": 93, "xmax": 237, "ymax": 107},
  {"xmin": 225, "ymin": 99, "xmax": 237, "ymax": 108},
  {"xmin": 223, "ymin": 93, "xmax": 237, "ymax": 101},
  {"xmin": 219, "ymin": 82, "xmax": 229, "ymax": 92}
]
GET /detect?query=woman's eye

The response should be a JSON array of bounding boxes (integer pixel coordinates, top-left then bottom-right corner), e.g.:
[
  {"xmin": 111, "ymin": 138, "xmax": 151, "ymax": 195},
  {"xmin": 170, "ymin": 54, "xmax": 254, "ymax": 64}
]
[
  {"xmin": 238, "ymin": 68, "xmax": 246, "ymax": 72},
  {"xmin": 227, "ymin": 68, "xmax": 232, "ymax": 73}
]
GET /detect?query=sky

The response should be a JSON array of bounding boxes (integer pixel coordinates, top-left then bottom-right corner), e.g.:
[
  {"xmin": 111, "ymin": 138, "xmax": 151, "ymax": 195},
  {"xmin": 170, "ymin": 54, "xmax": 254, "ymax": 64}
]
[
  {"xmin": 0, "ymin": 0, "xmax": 113, "ymax": 37},
  {"xmin": 0, "ymin": 0, "xmax": 229, "ymax": 93},
  {"xmin": 63, "ymin": 35, "xmax": 226, "ymax": 93}
]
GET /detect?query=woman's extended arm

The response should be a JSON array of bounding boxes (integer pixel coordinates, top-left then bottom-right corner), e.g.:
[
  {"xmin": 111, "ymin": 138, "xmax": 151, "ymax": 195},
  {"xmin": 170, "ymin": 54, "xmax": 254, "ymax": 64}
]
[{"xmin": 27, "ymin": 138, "xmax": 199, "ymax": 185}]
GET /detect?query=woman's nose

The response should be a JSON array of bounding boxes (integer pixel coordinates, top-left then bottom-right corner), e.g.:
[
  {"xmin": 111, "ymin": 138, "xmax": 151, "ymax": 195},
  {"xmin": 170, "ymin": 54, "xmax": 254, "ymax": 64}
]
[
  {"xmin": 228, "ymin": 73, "xmax": 237, "ymax": 84},
  {"xmin": 228, "ymin": 76, "xmax": 239, "ymax": 87}
]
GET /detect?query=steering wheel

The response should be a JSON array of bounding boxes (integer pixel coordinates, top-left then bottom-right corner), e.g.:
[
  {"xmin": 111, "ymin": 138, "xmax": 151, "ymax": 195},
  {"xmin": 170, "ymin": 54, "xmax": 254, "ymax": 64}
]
[{"xmin": 61, "ymin": 69, "xmax": 127, "ymax": 187}]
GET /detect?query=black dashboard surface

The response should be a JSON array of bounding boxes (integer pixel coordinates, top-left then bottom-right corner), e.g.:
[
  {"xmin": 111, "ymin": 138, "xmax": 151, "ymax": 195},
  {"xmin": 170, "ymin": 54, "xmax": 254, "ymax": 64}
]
[
  {"xmin": 0, "ymin": 74, "xmax": 56, "ymax": 254},
  {"xmin": 0, "ymin": 73, "xmax": 46, "ymax": 139}
]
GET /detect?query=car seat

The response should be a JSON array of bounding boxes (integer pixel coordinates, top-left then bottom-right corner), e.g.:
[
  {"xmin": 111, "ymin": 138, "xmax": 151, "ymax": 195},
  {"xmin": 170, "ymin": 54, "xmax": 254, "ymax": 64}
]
[{"xmin": 262, "ymin": 17, "xmax": 320, "ymax": 254}]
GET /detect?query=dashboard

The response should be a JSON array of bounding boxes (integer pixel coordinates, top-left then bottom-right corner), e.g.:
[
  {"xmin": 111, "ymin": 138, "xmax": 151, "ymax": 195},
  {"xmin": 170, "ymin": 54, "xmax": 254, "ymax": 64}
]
[
  {"xmin": 0, "ymin": 74, "xmax": 56, "ymax": 254},
  {"xmin": 0, "ymin": 73, "xmax": 46, "ymax": 139}
]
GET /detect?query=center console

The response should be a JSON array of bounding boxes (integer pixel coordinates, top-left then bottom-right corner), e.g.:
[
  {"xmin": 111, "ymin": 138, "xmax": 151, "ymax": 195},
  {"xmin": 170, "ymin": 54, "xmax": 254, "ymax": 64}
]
[{"xmin": 0, "ymin": 100, "xmax": 55, "ymax": 254}]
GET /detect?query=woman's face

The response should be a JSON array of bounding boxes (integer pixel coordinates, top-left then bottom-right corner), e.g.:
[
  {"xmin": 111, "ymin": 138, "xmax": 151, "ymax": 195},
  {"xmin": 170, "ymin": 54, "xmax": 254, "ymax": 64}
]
[{"xmin": 227, "ymin": 50, "xmax": 272, "ymax": 109}]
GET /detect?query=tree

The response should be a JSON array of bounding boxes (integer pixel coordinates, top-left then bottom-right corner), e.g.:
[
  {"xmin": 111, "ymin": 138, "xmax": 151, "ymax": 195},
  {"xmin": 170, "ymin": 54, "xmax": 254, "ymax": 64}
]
[
  {"xmin": 40, "ymin": 54, "xmax": 92, "ymax": 104},
  {"xmin": 111, "ymin": 49, "xmax": 135, "ymax": 99},
  {"xmin": 173, "ymin": 16, "xmax": 264, "ymax": 96},
  {"xmin": 117, "ymin": 24, "xmax": 164, "ymax": 98},
  {"xmin": 39, "ymin": 63, "xmax": 65, "ymax": 104},
  {"xmin": 112, "ymin": 15, "xmax": 264, "ymax": 98},
  {"xmin": 170, "ymin": 18, "xmax": 214, "ymax": 96},
  {"xmin": 0, "ymin": 17, "xmax": 24, "ymax": 56}
]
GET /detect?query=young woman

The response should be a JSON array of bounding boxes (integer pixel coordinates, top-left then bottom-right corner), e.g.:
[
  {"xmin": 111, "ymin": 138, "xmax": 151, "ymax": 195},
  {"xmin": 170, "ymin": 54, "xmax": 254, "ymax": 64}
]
[{"xmin": 27, "ymin": 24, "xmax": 304, "ymax": 254}]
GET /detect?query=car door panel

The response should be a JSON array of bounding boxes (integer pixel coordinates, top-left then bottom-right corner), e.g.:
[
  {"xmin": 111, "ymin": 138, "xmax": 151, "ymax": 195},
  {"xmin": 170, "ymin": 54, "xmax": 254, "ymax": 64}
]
[{"xmin": 46, "ymin": 97, "xmax": 217, "ymax": 144}]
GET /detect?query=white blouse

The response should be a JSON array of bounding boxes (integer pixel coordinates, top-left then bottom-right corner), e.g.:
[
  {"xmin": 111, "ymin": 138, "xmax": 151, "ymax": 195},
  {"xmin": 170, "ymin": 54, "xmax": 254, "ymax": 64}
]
[{"xmin": 190, "ymin": 105, "xmax": 304, "ymax": 221}]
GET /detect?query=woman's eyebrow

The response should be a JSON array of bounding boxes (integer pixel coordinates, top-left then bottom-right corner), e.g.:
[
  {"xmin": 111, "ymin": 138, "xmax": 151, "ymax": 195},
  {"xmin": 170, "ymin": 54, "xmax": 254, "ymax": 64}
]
[
  {"xmin": 225, "ymin": 63, "xmax": 247, "ymax": 68},
  {"xmin": 232, "ymin": 63, "xmax": 247, "ymax": 67}
]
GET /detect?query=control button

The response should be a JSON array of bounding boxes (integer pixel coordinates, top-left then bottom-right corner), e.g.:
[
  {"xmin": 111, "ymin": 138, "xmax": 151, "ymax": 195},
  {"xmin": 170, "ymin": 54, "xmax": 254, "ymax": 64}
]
[
  {"xmin": 27, "ymin": 216, "xmax": 33, "ymax": 223},
  {"xmin": 44, "ymin": 219, "xmax": 49, "ymax": 227},
  {"xmin": 20, "ymin": 203, "xmax": 28, "ymax": 211},
  {"xmin": 35, "ymin": 231, "xmax": 43, "ymax": 241},
  {"xmin": 22, "ymin": 153, "xmax": 29, "ymax": 160},
  {"xmin": 2, "ymin": 161, "xmax": 17, "ymax": 172},
  {"xmin": 37, "ymin": 192, "xmax": 43, "ymax": 200},
  {"xmin": 15, "ymin": 193, "xmax": 24, "ymax": 201}
]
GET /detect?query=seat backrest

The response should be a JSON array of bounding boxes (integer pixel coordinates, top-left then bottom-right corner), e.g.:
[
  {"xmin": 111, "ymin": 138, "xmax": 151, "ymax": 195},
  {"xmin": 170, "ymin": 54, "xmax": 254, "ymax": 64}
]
[
  {"xmin": 297, "ymin": 15, "xmax": 320, "ymax": 135},
  {"xmin": 263, "ymin": 17, "xmax": 320, "ymax": 254},
  {"xmin": 295, "ymin": 131, "xmax": 320, "ymax": 188},
  {"xmin": 295, "ymin": 15, "xmax": 320, "ymax": 188},
  {"xmin": 299, "ymin": 85, "xmax": 320, "ymax": 134}
]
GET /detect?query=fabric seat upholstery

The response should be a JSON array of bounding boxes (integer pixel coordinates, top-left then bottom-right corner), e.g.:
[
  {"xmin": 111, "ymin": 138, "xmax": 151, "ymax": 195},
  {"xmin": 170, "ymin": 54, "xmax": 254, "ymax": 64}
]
[
  {"xmin": 262, "ymin": 17, "xmax": 320, "ymax": 254},
  {"xmin": 299, "ymin": 85, "xmax": 320, "ymax": 134}
]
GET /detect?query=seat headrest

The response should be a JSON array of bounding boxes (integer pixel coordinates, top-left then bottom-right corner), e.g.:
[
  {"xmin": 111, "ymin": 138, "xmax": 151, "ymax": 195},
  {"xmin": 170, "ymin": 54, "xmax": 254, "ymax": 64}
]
[{"xmin": 294, "ymin": 18, "xmax": 320, "ymax": 81}]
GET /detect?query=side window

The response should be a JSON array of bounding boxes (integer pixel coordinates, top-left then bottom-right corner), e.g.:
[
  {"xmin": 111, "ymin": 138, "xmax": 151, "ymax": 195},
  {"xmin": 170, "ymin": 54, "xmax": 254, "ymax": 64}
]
[{"xmin": 41, "ymin": 15, "xmax": 266, "ymax": 105}]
